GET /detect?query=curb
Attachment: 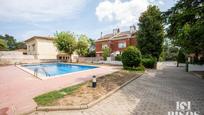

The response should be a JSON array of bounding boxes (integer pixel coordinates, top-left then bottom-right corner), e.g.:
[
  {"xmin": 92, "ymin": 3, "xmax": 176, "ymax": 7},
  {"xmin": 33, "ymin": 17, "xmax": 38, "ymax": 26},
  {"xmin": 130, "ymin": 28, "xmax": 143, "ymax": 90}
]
[
  {"xmin": 36, "ymin": 73, "xmax": 143, "ymax": 111},
  {"xmin": 191, "ymin": 72, "xmax": 203, "ymax": 79},
  {"xmin": 37, "ymin": 105, "xmax": 88, "ymax": 111}
]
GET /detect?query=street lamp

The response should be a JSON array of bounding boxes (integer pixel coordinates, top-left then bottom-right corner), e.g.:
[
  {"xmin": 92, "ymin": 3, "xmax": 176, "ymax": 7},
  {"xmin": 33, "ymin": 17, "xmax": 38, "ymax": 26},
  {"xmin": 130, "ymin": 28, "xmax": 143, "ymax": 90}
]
[{"xmin": 92, "ymin": 75, "xmax": 97, "ymax": 88}]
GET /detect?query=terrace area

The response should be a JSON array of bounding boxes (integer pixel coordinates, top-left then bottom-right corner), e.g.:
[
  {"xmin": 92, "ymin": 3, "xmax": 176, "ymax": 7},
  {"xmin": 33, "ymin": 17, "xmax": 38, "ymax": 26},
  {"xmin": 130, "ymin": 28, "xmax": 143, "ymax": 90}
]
[{"xmin": 0, "ymin": 64, "xmax": 119, "ymax": 114}]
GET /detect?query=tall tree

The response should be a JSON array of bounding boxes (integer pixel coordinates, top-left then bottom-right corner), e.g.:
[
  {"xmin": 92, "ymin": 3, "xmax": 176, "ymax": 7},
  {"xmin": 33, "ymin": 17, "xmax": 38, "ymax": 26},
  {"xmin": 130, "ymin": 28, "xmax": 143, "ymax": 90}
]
[
  {"xmin": 54, "ymin": 31, "xmax": 77, "ymax": 62},
  {"xmin": 137, "ymin": 5, "xmax": 164, "ymax": 60},
  {"xmin": 76, "ymin": 35, "xmax": 89, "ymax": 56},
  {"xmin": 164, "ymin": 0, "xmax": 204, "ymax": 58}
]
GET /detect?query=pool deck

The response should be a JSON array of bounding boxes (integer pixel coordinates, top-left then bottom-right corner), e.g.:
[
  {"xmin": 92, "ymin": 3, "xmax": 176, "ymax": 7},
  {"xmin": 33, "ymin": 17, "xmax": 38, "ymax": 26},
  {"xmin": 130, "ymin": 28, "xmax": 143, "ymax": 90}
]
[{"xmin": 0, "ymin": 64, "xmax": 120, "ymax": 115}]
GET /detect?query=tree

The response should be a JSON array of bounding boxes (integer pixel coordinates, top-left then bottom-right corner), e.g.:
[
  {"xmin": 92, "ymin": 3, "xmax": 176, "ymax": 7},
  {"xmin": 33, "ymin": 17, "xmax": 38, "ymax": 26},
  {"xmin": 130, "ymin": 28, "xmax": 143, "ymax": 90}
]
[
  {"xmin": 15, "ymin": 42, "xmax": 27, "ymax": 49},
  {"xmin": 0, "ymin": 34, "xmax": 16, "ymax": 50},
  {"xmin": 86, "ymin": 38, "xmax": 96, "ymax": 57},
  {"xmin": 162, "ymin": 38, "xmax": 179, "ymax": 61},
  {"xmin": 177, "ymin": 48, "xmax": 186, "ymax": 67},
  {"xmin": 54, "ymin": 31, "xmax": 77, "ymax": 62},
  {"xmin": 164, "ymin": 0, "xmax": 204, "ymax": 59},
  {"xmin": 137, "ymin": 5, "xmax": 164, "ymax": 60},
  {"xmin": 0, "ymin": 39, "xmax": 7, "ymax": 51},
  {"xmin": 102, "ymin": 47, "xmax": 111, "ymax": 60},
  {"xmin": 76, "ymin": 35, "xmax": 89, "ymax": 56}
]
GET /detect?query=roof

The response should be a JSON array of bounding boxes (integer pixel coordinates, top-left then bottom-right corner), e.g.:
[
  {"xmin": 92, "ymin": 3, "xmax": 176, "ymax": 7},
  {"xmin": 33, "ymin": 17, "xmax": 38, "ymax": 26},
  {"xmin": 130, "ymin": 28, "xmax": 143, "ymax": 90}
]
[
  {"xmin": 24, "ymin": 36, "xmax": 54, "ymax": 42},
  {"xmin": 96, "ymin": 31, "xmax": 135, "ymax": 42}
]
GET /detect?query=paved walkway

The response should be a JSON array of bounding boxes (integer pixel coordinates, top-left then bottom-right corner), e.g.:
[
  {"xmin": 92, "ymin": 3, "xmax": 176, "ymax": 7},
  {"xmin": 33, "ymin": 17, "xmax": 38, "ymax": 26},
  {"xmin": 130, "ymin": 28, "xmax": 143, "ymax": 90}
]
[
  {"xmin": 0, "ymin": 65, "xmax": 118, "ymax": 114},
  {"xmin": 32, "ymin": 62, "xmax": 204, "ymax": 115}
]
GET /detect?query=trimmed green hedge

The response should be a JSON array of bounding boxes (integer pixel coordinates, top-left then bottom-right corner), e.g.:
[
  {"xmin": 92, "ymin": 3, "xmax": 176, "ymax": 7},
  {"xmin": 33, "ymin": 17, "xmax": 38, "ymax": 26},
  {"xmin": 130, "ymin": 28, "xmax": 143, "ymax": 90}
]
[
  {"xmin": 142, "ymin": 56, "xmax": 157, "ymax": 68},
  {"xmin": 122, "ymin": 46, "xmax": 142, "ymax": 68},
  {"xmin": 124, "ymin": 65, "xmax": 145, "ymax": 71}
]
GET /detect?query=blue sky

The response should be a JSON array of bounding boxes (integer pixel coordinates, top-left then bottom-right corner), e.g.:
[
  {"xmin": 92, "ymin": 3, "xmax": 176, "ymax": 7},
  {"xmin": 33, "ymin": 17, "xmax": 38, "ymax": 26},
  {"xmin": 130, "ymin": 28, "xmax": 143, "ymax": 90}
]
[{"xmin": 0, "ymin": 0, "xmax": 176, "ymax": 41}]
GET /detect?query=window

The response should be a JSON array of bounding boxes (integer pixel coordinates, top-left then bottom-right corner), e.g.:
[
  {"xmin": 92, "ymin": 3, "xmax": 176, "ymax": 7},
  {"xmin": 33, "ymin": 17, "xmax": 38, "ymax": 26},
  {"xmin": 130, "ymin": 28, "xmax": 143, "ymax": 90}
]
[
  {"xmin": 28, "ymin": 46, "xmax": 30, "ymax": 51},
  {"xmin": 32, "ymin": 44, "xmax": 35, "ymax": 51},
  {"xmin": 118, "ymin": 42, "xmax": 126, "ymax": 48},
  {"xmin": 102, "ymin": 43, "xmax": 108, "ymax": 49}
]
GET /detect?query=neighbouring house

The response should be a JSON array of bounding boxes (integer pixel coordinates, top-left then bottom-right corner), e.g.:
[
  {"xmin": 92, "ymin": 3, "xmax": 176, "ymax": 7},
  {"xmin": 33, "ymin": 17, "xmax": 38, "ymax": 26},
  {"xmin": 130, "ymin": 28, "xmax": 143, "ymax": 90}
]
[
  {"xmin": 95, "ymin": 25, "xmax": 137, "ymax": 57},
  {"xmin": 25, "ymin": 36, "xmax": 78, "ymax": 61},
  {"xmin": 25, "ymin": 36, "xmax": 58, "ymax": 59}
]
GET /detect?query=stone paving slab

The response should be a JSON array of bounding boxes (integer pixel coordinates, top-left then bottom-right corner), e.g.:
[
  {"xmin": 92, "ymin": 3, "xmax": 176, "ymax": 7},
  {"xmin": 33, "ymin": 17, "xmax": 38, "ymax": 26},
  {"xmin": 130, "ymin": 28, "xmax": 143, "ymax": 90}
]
[
  {"xmin": 31, "ymin": 62, "xmax": 204, "ymax": 115},
  {"xmin": 0, "ymin": 65, "xmax": 118, "ymax": 115}
]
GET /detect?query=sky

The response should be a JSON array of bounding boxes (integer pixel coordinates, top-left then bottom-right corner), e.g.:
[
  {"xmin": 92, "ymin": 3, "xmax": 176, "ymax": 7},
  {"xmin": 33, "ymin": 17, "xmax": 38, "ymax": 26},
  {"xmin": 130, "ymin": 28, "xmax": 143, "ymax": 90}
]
[{"xmin": 0, "ymin": 0, "xmax": 176, "ymax": 41}]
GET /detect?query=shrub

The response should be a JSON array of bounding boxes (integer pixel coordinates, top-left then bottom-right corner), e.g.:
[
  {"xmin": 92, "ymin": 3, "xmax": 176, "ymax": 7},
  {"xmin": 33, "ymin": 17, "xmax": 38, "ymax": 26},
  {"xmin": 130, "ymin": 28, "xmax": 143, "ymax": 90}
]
[
  {"xmin": 142, "ymin": 55, "xmax": 157, "ymax": 68},
  {"xmin": 122, "ymin": 46, "xmax": 142, "ymax": 68},
  {"xmin": 193, "ymin": 56, "xmax": 204, "ymax": 65},
  {"xmin": 115, "ymin": 54, "xmax": 122, "ymax": 61},
  {"xmin": 124, "ymin": 65, "xmax": 145, "ymax": 71},
  {"xmin": 86, "ymin": 50, "xmax": 96, "ymax": 57},
  {"xmin": 102, "ymin": 47, "xmax": 111, "ymax": 60},
  {"xmin": 199, "ymin": 56, "xmax": 204, "ymax": 64},
  {"xmin": 177, "ymin": 49, "xmax": 186, "ymax": 63}
]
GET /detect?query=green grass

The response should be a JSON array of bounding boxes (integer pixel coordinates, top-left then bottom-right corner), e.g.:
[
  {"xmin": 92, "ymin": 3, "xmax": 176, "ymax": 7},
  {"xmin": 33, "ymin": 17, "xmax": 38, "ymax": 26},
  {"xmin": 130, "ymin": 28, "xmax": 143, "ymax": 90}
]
[{"xmin": 34, "ymin": 83, "xmax": 83, "ymax": 106}]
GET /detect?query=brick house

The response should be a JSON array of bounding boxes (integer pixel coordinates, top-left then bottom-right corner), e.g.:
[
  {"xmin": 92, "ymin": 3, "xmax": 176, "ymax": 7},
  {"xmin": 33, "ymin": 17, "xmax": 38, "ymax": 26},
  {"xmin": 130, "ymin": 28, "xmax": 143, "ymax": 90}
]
[{"xmin": 95, "ymin": 25, "xmax": 137, "ymax": 57}]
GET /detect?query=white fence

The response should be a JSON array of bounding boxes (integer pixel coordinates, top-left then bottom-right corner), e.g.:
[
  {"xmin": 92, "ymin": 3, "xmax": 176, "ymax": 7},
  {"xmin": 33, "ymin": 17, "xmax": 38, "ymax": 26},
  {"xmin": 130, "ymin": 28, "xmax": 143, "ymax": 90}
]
[
  {"xmin": 189, "ymin": 64, "xmax": 204, "ymax": 71},
  {"xmin": 94, "ymin": 60, "xmax": 123, "ymax": 65},
  {"xmin": 78, "ymin": 57, "xmax": 103, "ymax": 63}
]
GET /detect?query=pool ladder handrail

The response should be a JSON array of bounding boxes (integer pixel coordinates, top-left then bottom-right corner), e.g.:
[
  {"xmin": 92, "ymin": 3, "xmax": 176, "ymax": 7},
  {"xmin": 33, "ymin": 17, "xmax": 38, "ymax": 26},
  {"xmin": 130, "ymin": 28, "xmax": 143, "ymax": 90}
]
[{"xmin": 34, "ymin": 67, "xmax": 50, "ymax": 77}]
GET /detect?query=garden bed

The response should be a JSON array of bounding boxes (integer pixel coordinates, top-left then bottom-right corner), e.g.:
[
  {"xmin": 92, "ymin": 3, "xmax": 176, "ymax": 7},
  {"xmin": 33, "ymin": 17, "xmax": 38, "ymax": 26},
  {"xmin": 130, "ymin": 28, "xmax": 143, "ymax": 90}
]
[{"xmin": 34, "ymin": 70, "xmax": 142, "ymax": 106}]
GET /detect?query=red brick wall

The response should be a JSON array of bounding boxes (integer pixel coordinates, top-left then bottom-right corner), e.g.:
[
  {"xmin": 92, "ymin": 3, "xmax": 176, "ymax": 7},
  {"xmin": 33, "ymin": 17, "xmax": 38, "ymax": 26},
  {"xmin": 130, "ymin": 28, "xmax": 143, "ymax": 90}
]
[
  {"xmin": 95, "ymin": 37, "xmax": 137, "ymax": 57},
  {"xmin": 95, "ymin": 42, "xmax": 102, "ymax": 52},
  {"xmin": 110, "ymin": 39, "xmax": 125, "ymax": 52},
  {"xmin": 130, "ymin": 37, "xmax": 137, "ymax": 46}
]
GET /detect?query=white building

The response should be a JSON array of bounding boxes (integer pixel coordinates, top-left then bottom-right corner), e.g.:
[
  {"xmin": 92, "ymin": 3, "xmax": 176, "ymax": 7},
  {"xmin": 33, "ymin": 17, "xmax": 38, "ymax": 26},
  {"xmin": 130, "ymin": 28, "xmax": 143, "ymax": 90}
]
[
  {"xmin": 25, "ymin": 36, "xmax": 78, "ymax": 62},
  {"xmin": 25, "ymin": 36, "xmax": 58, "ymax": 59}
]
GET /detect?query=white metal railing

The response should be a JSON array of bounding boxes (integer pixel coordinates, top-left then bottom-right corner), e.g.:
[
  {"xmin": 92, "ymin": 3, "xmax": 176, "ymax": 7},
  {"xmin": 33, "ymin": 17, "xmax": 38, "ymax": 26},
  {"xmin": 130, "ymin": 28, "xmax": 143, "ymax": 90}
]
[{"xmin": 34, "ymin": 67, "xmax": 50, "ymax": 77}]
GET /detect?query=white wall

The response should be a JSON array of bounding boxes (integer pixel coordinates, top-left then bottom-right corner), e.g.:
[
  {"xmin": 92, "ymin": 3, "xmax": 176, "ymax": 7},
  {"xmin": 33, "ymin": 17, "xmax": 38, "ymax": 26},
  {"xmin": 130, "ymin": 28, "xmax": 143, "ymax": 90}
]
[
  {"xmin": 0, "ymin": 51, "xmax": 35, "ymax": 64},
  {"xmin": 36, "ymin": 39, "xmax": 58, "ymax": 59},
  {"xmin": 26, "ymin": 39, "xmax": 38, "ymax": 59},
  {"xmin": 189, "ymin": 64, "xmax": 204, "ymax": 71}
]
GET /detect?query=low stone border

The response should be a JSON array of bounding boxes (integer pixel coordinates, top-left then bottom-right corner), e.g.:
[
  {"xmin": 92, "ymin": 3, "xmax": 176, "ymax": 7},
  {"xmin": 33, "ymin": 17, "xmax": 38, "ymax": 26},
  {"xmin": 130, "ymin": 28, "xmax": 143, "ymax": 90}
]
[
  {"xmin": 36, "ymin": 73, "xmax": 143, "ymax": 111},
  {"xmin": 191, "ymin": 72, "xmax": 203, "ymax": 79}
]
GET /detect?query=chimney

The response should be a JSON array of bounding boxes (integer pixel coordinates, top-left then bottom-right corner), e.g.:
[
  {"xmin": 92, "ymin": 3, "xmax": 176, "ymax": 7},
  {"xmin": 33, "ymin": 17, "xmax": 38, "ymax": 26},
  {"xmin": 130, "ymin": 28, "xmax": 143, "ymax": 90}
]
[
  {"xmin": 101, "ymin": 32, "xmax": 103, "ymax": 38},
  {"xmin": 117, "ymin": 28, "xmax": 120, "ymax": 33},
  {"xmin": 130, "ymin": 25, "xmax": 136, "ymax": 33},
  {"xmin": 113, "ymin": 28, "xmax": 120, "ymax": 35}
]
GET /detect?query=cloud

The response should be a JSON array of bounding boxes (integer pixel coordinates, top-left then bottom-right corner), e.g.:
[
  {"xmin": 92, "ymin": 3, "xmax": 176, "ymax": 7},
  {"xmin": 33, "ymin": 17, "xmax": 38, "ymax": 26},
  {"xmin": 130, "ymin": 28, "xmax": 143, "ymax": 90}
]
[
  {"xmin": 0, "ymin": 0, "xmax": 86, "ymax": 22},
  {"xmin": 95, "ymin": 0, "xmax": 165, "ymax": 26},
  {"xmin": 149, "ymin": 0, "xmax": 164, "ymax": 5},
  {"xmin": 96, "ymin": 0, "xmax": 149, "ymax": 26}
]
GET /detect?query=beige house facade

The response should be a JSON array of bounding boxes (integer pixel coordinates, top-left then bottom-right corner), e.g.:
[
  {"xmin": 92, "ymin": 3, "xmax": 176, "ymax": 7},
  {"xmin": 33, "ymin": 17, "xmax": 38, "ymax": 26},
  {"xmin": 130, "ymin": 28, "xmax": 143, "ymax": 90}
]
[
  {"xmin": 25, "ymin": 36, "xmax": 78, "ymax": 61},
  {"xmin": 25, "ymin": 36, "xmax": 58, "ymax": 59}
]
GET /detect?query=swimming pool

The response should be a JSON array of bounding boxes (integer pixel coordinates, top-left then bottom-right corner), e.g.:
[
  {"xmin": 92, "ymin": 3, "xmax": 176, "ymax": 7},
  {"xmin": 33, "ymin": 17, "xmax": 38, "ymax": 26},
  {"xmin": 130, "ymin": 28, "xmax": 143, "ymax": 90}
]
[{"xmin": 22, "ymin": 63, "xmax": 97, "ymax": 77}]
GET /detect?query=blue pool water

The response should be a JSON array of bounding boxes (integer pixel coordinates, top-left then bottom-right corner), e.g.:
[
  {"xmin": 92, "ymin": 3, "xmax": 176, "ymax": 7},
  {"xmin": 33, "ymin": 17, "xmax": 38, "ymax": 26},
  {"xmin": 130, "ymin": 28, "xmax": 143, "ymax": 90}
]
[{"xmin": 23, "ymin": 63, "xmax": 97, "ymax": 77}]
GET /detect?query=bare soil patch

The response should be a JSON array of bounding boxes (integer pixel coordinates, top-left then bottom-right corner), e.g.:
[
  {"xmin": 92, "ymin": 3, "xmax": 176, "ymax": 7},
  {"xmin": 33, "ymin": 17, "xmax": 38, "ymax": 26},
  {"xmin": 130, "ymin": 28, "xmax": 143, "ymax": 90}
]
[{"xmin": 38, "ymin": 70, "xmax": 142, "ymax": 106}]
